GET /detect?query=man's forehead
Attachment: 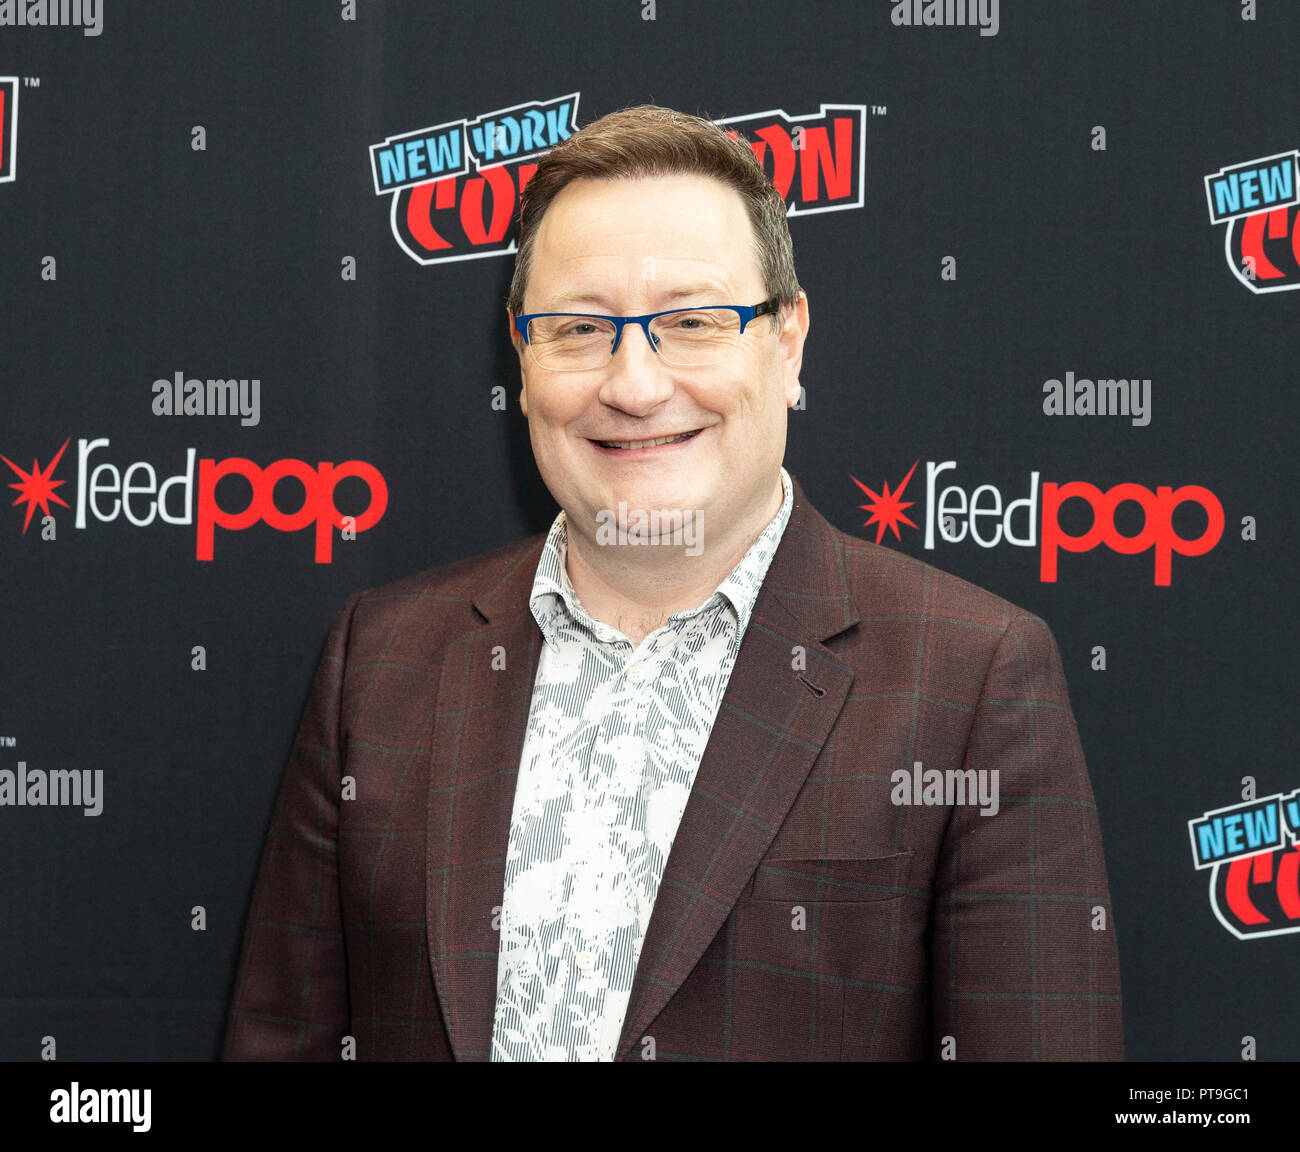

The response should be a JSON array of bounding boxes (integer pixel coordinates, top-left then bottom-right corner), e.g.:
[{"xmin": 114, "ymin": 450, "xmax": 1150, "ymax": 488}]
[
  {"xmin": 543, "ymin": 170, "xmax": 745, "ymax": 217},
  {"xmin": 528, "ymin": 174, "xmax": 762, "ymax": 304}
]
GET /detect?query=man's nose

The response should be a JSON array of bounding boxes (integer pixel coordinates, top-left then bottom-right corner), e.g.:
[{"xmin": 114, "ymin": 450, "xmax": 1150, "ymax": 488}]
[{"xmin": 599, "ymin": 321, "xmax": 673, "ymax": 413}]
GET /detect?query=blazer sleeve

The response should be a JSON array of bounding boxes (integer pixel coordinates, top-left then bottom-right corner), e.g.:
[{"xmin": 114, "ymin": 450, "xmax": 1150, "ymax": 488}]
[
  {"xmin": 929, "ymin": 612, "xmax": 1124, "ymax": 1060},
  {"xmin": 221, "ymin": 594, "xmax": 361, "ymax": 1061}
]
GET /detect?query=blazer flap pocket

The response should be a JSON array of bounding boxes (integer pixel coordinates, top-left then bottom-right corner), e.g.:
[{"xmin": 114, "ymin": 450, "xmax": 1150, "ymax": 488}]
[{"xmin": 752, "ymin": 851, "xmax": 914, "ymax": 903}]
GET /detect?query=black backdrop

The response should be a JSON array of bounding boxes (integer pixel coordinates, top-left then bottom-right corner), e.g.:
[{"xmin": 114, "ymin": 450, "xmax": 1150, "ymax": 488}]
[{"xmin": 1, "ymin": 0, "xmax": 1296, "ymax": 1062}]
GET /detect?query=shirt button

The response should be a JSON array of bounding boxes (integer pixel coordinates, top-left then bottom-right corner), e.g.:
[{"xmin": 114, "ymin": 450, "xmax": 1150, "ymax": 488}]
[
  {"xmin": 576, "ymin": 952, "xmax": 595, "ymax": 972},
  {"xmin": 599, "ymin": 809, "xmax": 616, "ymax": 825}
]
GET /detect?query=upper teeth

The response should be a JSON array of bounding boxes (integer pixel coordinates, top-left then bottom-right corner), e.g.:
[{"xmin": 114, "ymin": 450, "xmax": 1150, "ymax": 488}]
[{"xmin": 600, "ymin": 432, "xmax": 695, "ymax": 449}]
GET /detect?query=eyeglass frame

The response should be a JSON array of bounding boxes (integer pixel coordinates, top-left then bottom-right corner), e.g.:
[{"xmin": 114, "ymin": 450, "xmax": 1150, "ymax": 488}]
[{"xmin": 512, "ymin": 297, "xmax": 783, "ymax": 370}]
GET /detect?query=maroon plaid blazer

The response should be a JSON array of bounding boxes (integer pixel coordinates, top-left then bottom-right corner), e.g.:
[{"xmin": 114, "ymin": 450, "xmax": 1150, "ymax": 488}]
[{"xmin": 222, "ymin": 475, "xmax": 1123, "ymax": 1061}]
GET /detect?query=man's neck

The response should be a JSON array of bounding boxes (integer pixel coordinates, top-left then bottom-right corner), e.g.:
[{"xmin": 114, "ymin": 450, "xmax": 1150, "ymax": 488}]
[{"xmin": 564, "ymin": 473, "xmax": 786, "ymax": 647}]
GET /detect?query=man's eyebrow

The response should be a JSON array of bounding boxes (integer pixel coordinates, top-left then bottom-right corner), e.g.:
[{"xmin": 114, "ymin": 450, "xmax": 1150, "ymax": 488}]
[{"xmin": 536, "ymin": 285, "xmax": 734, "ymax": 312}]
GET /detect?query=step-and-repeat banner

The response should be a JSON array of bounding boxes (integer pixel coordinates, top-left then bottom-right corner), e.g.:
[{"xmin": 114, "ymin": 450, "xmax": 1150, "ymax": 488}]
[{"xmin": 1, "ymin": 0, "xmax": 1296, "ymax": 1062}]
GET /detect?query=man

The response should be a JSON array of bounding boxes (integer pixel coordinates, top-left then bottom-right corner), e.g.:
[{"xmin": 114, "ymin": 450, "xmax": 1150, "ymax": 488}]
[{"xmin": 223, "ymin": 104, "xmax": 1123, "ymax": 1061}]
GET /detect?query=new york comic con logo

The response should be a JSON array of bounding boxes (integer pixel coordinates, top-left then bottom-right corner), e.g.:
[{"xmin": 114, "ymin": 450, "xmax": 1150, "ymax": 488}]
[
  {"xmin": 369, "ymin": 94, "xmax": 867, "ymax": 264},
  {"xmin": 2, "ymin": 437, "xmax": 387, "ymax": 562},
  {"xmin": 1205, "ymin": 150, "xmax": 1300, "ymax": 293},
  {"xmin": 1190, "ymin": 794, "xmax": 1300, "ymax": 939},
  {"xmin": 0, "ymin": 76, "xmax": 17, "ymax": 183}
]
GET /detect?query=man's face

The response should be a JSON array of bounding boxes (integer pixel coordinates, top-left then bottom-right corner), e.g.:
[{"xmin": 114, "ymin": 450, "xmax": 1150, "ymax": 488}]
[{"xmin": 509, "ymin": 173, "xmax": 809, "ymax": 551}]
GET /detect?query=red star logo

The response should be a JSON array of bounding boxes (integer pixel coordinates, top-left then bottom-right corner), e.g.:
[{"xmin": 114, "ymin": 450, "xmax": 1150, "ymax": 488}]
[
  {"xmin": 2, "ymin": 438, "xmax": 71, "ymax": 534},
  {"xmin": 850, "ymin": 460, "xmax": 920, "ymax": 543}
]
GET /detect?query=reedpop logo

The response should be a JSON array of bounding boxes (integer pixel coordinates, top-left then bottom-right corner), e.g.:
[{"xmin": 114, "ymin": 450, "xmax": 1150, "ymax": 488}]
[
  {"xmin": 2, "ymin": 436, "xmax": 387, "ymax": 562},
  {"xmin": 850, "ymin": 459, "xmax": 1225, "ymax": 586}
]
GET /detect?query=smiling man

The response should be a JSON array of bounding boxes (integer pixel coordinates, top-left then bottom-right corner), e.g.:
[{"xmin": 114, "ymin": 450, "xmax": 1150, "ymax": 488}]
[
  {"xmin": 512, "ymin": 168, "xmax": 804, "ymax": 648},
  {"xmin": 223, "ymin": 104, "xmax": 1123, "ymax": 1062}
]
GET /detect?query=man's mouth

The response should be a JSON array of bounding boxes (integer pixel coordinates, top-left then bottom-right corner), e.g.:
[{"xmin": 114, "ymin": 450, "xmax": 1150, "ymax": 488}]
[{"xmin": 593, "ymin": 429, "xmax": 703, "ymax": 450}]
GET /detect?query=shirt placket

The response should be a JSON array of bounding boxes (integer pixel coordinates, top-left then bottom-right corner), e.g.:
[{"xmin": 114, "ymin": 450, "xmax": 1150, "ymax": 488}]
[{"xmin": 583, "ymin": 627, "xmax": 688, "ymax": 1057}]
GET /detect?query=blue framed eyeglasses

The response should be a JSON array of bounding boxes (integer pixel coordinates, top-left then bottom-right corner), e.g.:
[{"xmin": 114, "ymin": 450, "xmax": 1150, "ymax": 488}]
[{"xmin": 514, "ymin": 298, "xmax": 781, "ymax": 370}]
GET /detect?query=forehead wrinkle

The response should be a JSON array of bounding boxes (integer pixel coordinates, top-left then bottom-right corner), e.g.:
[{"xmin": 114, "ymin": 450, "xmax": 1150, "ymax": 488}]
[{"xmin": 533, "ymin": 253, "xmax": 746, "ymax": 312}]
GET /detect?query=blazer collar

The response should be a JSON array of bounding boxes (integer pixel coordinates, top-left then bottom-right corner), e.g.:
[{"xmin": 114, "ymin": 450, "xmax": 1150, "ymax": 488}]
[{"xmin": 472, "ymin": 472, "xmax": 858, "ymax": 644}]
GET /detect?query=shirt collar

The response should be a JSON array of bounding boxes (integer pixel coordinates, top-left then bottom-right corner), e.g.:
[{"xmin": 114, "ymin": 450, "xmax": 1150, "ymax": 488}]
[{"xmin": 530, "ymin": 467, "xmax": 794, "ymax": 647}]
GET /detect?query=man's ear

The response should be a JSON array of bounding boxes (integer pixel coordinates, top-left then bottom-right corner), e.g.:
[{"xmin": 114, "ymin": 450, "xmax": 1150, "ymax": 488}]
[
  {"xmin": 507, "ymin": 308, "xmax": 523, "ymax": 357},
  {"xmin": 508, "ymin": 308, "xmax": 530, "ymax": 416},
  {"xmin": 781, "ymin": 290, "xmax": 810, "ymax": 406}
]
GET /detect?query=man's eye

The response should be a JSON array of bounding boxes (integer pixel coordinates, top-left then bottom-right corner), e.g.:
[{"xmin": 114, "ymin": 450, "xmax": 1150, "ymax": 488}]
[
  {"xmin": 557, "ymin": 321, "xmax": 602, "ymax": 337},
  {"xmin": 666, "ymin": 313, "xmax": 714, "ymax": 330}
]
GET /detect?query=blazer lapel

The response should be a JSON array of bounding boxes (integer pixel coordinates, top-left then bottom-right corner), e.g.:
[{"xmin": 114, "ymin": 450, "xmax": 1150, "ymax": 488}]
[
  {"xmin": 614, "ymin": 478, "xmax": 861, "ymax": 1060},
  {"xmin": 424, "ymin": 476, "xmax": 860, "ymax": 1062},
  {"xmin": 425, "ymin": 542, "xmax": 544, "ymax": 1061}
]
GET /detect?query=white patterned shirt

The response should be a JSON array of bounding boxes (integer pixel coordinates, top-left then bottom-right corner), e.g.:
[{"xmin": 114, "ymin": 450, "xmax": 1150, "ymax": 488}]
[{"xmin": 489, "ymin": 468, "xmax": 794, "ymax": 1061}]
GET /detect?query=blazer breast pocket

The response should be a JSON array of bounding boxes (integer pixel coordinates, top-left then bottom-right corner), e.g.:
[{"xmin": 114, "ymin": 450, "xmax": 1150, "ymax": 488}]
[
  {"xmin": 731, "ymin": 851, "xmax": 920, "ymax": 1058},
  {"xmin": 750, "ymin": 851, "xmax": 914, "ymax": 903}
]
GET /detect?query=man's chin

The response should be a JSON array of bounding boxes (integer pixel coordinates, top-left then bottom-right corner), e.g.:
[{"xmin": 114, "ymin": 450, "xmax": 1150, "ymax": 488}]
[
  {"xmin": 599, "ymin": 480, "xmax": 707, "ymax": 517},
  {"xmin": 562, "ymin": 480, "xmax": 708, "ymax": 537}
]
